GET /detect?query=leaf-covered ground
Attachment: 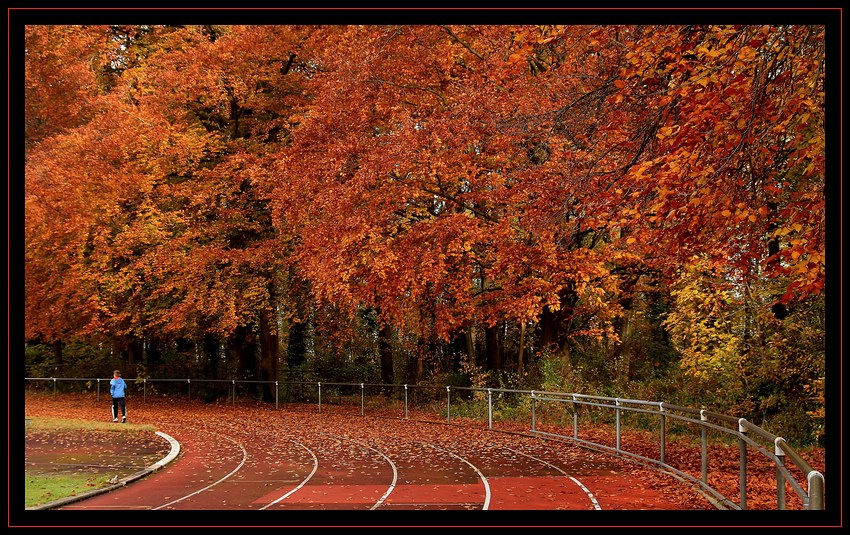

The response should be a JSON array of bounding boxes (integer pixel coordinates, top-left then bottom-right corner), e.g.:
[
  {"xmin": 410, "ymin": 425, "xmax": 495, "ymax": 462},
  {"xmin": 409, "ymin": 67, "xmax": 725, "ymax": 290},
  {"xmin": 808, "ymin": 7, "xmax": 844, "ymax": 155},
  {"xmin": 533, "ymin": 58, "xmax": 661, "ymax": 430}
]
[{"xmin": 22, "ymin": 392, "xmax": 824, "ymax": 513}]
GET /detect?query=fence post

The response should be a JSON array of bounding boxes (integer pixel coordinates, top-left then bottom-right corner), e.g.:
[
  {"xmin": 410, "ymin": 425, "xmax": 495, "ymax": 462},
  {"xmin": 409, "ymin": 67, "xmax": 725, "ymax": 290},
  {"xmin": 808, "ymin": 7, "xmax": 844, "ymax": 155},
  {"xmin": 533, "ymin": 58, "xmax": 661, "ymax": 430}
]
[
  {"xmin": 572, "ymin": 394, "xmax": 578, "ymax": 441},
  {"xmin": 738, "ymin": 418, "xmax": 748, "ymax": 510},
  {"xmin": 318, "ymin": 382, "xmax": 322, "ymax": 413},
  {"xmin": 701, "ymin": 410, "xmax": 709, "ymax": 484},
  {"xmin": 487, "ymin": 388, "xmax": 493, "ymax": 429},
  {"xmin": 187, "ymin": 379, "xmax": 191, "ymax": 402},
  {"xmin": 361, "ymin": 383, "xmax": 365, "ymax": 416},
  {"xmin": 232, "ymin": 380, "xmax": 236, "ymax": 406},
  {"xmin": 659, "ymin": 402, "xmax": 666, "ymax": 464},
  {"xmin": 447, "ymin": 386, "xmax": 451, "ymax": 424},
  {"xmin": 531, "ymin": 391, "xmax": 536, "ymax": 433},
  {"xmin": 404, "ymin": 384, "xmax": 408, "ymax": 419},
  {"xmin": 615, "ymin": 398, "xmax": 621, "ymax": 454},
  {"xmin": 53, "ymin": 378, "xmax": 57, "ymax": 400},
  {"xmin": 808, "ymin": 471, "xmax": 825, "ymax": 510},
  {"xmin": 275, "ymin": 381, "xmax": 279, "ymax": 410},
  {"xmin": 775, "ymin": 437, "xmax": 786, "ymax": 510},
  {"xmin": 97, "ymin": 378, "xmax": 100, "ymax": 402},
  {"xmin": 143, "ymin": 378, "xmax": 146, "ymax": 403}
]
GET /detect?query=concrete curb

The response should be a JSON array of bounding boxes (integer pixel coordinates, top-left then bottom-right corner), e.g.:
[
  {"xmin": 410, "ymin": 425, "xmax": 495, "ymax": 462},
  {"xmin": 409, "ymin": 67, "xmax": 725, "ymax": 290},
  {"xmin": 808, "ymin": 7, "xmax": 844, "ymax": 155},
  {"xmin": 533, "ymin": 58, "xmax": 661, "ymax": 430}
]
[{"xmin": 27, "ymin": 431, "xmax": 180, "ymax": 511}]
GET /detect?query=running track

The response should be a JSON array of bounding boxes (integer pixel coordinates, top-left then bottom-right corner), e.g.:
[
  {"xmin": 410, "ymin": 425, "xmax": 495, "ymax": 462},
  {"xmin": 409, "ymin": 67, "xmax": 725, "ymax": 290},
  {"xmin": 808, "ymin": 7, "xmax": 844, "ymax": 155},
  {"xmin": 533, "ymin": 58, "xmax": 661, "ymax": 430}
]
[
  {"xmin": 44, "ymin": 415, "xmax": 710, "ymax": 512},
  {"xmin": 23, "ymin": 397, "xmax": 715, "ymax": 515}
]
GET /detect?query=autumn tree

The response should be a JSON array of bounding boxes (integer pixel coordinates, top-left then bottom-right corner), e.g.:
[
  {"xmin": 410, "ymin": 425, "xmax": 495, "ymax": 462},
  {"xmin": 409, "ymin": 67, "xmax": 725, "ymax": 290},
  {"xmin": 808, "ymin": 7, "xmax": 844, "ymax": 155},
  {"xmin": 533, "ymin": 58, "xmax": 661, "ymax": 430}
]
[
  {"xmin": 24, "ymin": 23, "xmax": 825, "ymax": 437},
  {"xmin": 25, "ymin": 25, "xmax": 313, "ymax": 399}
]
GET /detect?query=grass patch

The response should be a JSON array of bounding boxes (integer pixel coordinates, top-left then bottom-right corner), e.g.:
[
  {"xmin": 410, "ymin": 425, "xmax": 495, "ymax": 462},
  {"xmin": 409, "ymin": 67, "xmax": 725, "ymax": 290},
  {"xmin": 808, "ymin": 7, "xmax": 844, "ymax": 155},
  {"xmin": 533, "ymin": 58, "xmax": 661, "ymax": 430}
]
[
  {"xmin": 25, "ymin": 472, "xmax": 115, "ymax": 508},
  {"xmin": 25, "ymin": 416, "xmax": 159, "ymax": 508},
  {"xmin": 25, "ymin": 416, "xmax": 156, "ymax": 433}
]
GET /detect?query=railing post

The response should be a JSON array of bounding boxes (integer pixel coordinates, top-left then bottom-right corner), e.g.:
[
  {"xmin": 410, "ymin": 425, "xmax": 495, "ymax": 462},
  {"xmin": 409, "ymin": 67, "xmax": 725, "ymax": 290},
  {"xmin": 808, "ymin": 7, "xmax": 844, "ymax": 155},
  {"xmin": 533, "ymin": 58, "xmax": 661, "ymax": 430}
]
[
  {"xmin": 738, "ymin": 418, "xmax": 748, "ymax": 510},
  {"xmin": 658, "ymin": 402, "xmax": 666, "ymax": 464},
  {"xmin": 447, "ymin": 386, "xmax": 451, "ymax": 424},
  {"xmin": 530, "ymin": 391, "xmax": 536, "ymax": 433},
  {"xmin": 53, "ymin": 377, "xmax": 57, "ymax": 400},
  {"xmin": 275, "ymin": 381, "xmax": 279, "ymax": 410},
  {"xmin": 775, "ymin": 437, "xmax": 786, "ymax": 510},
  {"xmin": 318, "ymin": 382, "xmax": 322, "ymax": 413},
  {"xmin": 187, "ymin": 378, "xmax": 191, "ymax": 402},
  {"xmin": 361, "ymin": 383, "xmax": 365, "ymax": 416},
  {"xmin": 143, "ymin": 378, "xmax": 146, "ymax": 403},
  {"xmin": 232, "ymin": 380, "xmax": 236, "ymax": 406},
  {"xmin": 97, "ymin": 378, "xmax": 100, "ymax": 402},
  {"xmin": 808, "ymin": 471, "xmax": 825, "ymax": 510},
  {"xmin": 487, "ymin": 388, "xmax": 493, "ymax": 429},
  {"xmin": 404, "ymin": 384, "xmax": 408, "ymax": 419},
  {"xmin": 615, "ymin": 398, "xmax": 621, "ymax": 454},
  {"xmin": 701, "ymin": 410, "xmax": 709, "ymax": 484},
  {"xmin": 572, "ymin": 394, "xmax": 578, "ymax": 441}
]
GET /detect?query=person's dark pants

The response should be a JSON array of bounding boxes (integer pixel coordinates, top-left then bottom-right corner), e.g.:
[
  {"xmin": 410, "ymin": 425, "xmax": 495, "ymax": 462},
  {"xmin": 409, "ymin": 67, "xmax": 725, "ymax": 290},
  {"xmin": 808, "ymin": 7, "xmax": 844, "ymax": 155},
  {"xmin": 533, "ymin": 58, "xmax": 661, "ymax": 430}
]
[{"xmin": 111, "ymin": 397, "xmax": 126, "ymax": 420}]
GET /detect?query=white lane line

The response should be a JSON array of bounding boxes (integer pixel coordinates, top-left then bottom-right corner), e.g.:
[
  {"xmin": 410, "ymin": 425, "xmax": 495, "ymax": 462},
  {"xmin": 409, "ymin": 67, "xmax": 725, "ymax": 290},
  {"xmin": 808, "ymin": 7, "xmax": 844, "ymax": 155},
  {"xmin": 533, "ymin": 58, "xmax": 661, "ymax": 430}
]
[
  {"xmin": 152, "ymin": 432, "xmax": 248, "ymax": 510},
  {"xmin": 503, "ymin": 446, "xmax": 602, "ymax": 510},
  {"xmin": 340, "ymin": 436, "xmax": 398, "ymax": 510},
  {"xmin": 421, "ymin": 442, "xmax": 491, "ymax": 510},
  {"xmin": 259, "ymin": 438, "xmax": 319, "ymax": 510}
]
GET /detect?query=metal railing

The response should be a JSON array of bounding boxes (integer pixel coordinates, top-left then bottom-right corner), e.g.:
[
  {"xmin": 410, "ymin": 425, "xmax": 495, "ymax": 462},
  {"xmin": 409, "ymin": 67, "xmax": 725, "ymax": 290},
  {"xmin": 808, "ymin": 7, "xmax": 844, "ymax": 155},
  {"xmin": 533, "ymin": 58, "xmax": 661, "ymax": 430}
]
[{"xmin": 25, "ymin": 376, "xmax": 824, "ymax": 510}]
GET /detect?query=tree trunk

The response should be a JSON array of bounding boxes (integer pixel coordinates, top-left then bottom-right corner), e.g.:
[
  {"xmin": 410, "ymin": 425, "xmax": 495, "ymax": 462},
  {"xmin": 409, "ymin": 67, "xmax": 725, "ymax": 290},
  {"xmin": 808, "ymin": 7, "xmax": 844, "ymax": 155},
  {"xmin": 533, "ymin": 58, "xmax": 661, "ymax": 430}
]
[
  {"xmin": 287, "ymin": 318, "xmax": 307, "ymax": 367},
  {"xmin": 127, "ymin": 337, "xmax": 143, "ymax": 373},
  {"xmin": 259, "ymin": 306, "xmax": 279, "ymax": 402},
  {"xmin": 379, "ymin": 324, "xmax": 394, "ymax": 393},
  {"xmin": 768, "ymin": 234, "xmax": 788, "ymax": 320},
  {"xmin": 517, "ymin": 322, "xmax": 526, "ymax": 375},
  {"xmin": 203, "ymin": 333, "xmax": 220, "ymax": 379},
  {"xmin": 465, "ymin": 328, "xmax": 476, "ymax": 368},
  {"xmin": 229, "ymin": 325, "xmax": 258, "ymax": 399},
  {"xmin": 286, "ymin": 271, "xmax": 310, "ymax": 368},
  {"xmin": 616, "ymin": 297, "xmax": 635, "ymax": 381},
  {"xmin": 449, "ymin": 331, "xmax": 465, "ymax": 373},
  {"xmin": 766, "ymin": 202, "xmax": 787, "ymax": 320},
  {"xmin": 541, "ymin": 305, "xmax": 562, "ymax": 353},
  {"xmin": 485, "ymin": 323, "xmax": 501, "ymax": 373},
  {"xmin": 540, "ymin": 290, "xmax": 576, "ymax": 356},
  {"xmin": 51, "ymin": 339, "xmax": 63, "ymax": 376},
  {"xmin": 415, "ymin": 347, "xmax": 425, "ymax": 384}
]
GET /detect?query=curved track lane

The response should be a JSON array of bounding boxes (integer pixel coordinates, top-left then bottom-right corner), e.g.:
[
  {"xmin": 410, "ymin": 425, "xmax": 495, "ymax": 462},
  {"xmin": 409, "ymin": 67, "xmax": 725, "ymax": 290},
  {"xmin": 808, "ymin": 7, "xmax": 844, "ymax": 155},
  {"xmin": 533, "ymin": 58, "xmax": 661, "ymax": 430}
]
[{"xmin": 32, "ymin": 399, "xmax": 714, "ymax": 513}]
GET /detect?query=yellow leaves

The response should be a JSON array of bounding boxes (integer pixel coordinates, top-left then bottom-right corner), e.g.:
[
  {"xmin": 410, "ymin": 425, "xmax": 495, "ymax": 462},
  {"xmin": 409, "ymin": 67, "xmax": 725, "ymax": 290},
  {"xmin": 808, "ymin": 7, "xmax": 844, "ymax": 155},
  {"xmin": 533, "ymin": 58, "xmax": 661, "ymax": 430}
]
[
  {"xmin": 656, "ymin": 126, "xmax": 675, "ymax": 139},
  {"xmin": 664, "ymin": 258, "xmax": 743, "ymax": 383},
  {"xmin": 773, "ymin": 222, "xmax": 806, "ymax": 238},
  {"xmin": 721, "ymin": 209, "xmax": 731, "ymax": 218},
  {"xmin": 613, "ymin": 79, "xmax": 625, "ymax": 89},
  {"xmin": 626, "ymin": 237, "xmax": 637, "ymax": 245},
  {"xmin": 737, "ymin": 46, "xmax": 758, "ymax": 61}
]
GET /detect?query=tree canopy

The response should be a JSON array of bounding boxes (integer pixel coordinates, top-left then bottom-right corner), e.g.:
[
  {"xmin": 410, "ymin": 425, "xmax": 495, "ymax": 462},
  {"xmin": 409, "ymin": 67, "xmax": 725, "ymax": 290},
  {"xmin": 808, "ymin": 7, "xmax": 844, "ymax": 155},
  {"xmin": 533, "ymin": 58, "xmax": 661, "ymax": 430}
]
[{"xmin": 22, "ymin": 22, "xmax": 827, "ymax": 443}]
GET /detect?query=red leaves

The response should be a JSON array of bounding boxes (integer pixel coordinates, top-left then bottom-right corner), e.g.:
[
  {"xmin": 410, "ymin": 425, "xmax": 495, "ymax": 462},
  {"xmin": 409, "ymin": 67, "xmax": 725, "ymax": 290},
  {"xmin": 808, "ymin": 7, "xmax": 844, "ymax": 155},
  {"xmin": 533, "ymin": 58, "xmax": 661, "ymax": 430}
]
[{"xmin": 25, "ymin": 24, "xmax": 825, "ymax": 358}]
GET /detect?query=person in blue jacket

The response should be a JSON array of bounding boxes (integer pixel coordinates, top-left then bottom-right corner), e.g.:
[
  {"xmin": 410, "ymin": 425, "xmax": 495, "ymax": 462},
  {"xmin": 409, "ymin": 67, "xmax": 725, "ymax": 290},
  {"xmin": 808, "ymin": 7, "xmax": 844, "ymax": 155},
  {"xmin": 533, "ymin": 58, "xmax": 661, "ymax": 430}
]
[{"xmin": 110, "ymin": 369, "xmax": 127, "ymax": 423}]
